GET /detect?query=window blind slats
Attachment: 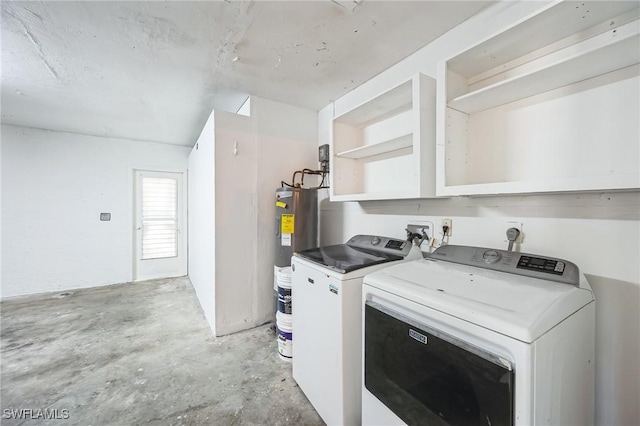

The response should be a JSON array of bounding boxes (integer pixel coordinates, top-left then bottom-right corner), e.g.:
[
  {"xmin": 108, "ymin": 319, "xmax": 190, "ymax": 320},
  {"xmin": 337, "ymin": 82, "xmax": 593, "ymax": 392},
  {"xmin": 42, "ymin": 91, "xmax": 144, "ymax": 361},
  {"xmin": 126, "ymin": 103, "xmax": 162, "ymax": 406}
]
[{"xmin": 141, "ymin": 177, "xmax": 178, "ymax": 260}]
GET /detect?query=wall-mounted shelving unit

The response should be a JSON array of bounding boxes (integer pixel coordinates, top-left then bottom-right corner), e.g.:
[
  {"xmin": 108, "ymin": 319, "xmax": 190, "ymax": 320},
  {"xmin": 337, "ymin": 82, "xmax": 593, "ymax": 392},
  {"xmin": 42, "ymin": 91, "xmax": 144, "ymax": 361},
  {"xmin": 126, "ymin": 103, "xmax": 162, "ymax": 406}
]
[
  {"xmin": 330, "ymin": 73, "xmax": 437, "ymax": 201},
  {"xmin": 437, "ymin": 1, "xmax": 640, "ymax": 196}
]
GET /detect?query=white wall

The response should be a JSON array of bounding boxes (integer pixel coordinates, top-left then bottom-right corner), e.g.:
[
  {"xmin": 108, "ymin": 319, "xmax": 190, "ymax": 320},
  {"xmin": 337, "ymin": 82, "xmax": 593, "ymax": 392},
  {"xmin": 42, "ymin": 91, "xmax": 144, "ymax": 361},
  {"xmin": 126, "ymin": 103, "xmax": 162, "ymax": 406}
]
[
  {"xmin": 1, "ymin": 124, "xmax": 190, "ymax": 298},
  {"xmin": 212, "ymin": 110, "xmax": 258, "ymax": 336},
  {"xmin": 318, "ymin": 1, "xmax": 640, "ymax": 425},
  {"xmin": 187, "ymin": 111, "xmax": 217, "ymax": 332},
  {"xmin": 188, "ymin": 98, "xmax": 317, "ymax": 337},
  {"xmin": 252, "ymin": 97, "xmax": 318, "ymax": 328},
  {"xmin": 0, "ymin": 131, "xmax": 3, "ymax": 296}
]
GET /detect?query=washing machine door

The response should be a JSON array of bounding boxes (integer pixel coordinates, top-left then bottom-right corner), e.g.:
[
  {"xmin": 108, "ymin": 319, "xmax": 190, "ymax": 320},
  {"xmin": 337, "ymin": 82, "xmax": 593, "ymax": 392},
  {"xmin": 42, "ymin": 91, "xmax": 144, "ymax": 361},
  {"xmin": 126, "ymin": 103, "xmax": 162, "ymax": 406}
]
[{"xmin": 364, "ymin": 301, "xmax": 514, "ymax": 426}]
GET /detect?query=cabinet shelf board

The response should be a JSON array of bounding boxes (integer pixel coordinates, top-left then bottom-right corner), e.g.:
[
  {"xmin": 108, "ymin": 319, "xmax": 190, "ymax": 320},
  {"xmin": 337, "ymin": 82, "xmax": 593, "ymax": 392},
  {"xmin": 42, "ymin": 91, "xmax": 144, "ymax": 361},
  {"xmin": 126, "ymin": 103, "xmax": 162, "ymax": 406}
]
[
  {"xmin": 331, "ymin": 191, "xmax": 423, "ymax": 202},
  {"xmin": 448, "ymin": 1, "xmax": 639, "ymax": 79},
  {"xmin": 449, "ymin": 24, "xmax": 640, "ymax": 114},
  {"xmin": 334, "ymin": 80, "xmax": 412, "ymax": 127},
  {"xmin": 437, "ymin": 174, "xmax": 640, "ymax": 197},
  {"xmin": 336, "ymin": 133, "xmax": 413, "ymax": 159}
]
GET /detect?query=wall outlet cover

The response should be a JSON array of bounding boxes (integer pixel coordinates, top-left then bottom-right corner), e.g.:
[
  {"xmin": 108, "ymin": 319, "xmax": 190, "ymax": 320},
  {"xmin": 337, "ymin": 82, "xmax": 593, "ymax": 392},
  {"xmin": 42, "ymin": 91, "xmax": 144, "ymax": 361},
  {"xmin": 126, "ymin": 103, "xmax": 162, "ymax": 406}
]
[{"xmin": 441, "ymin": 219, "xmax": 452, "ymax": 236}]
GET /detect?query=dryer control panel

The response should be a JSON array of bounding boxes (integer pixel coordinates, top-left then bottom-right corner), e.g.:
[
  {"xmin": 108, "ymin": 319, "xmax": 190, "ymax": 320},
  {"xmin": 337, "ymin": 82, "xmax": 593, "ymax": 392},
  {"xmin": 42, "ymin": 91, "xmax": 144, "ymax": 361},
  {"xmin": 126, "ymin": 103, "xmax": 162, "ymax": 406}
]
[
  {"xmin": 346, "ymin": 234, "xmax": 411, "ymax": 257},
  {"xmin": 430, "ymin": 245, "xmax": 579, "ymax": 286}
]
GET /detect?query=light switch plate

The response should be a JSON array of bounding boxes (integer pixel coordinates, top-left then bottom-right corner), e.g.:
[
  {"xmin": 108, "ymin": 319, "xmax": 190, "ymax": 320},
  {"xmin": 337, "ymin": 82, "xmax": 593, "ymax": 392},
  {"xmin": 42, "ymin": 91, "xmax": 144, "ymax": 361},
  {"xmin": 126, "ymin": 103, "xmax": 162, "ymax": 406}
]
[{"xmin": 100, "ymin": 213, "xmax": 111, "ymax": 221}]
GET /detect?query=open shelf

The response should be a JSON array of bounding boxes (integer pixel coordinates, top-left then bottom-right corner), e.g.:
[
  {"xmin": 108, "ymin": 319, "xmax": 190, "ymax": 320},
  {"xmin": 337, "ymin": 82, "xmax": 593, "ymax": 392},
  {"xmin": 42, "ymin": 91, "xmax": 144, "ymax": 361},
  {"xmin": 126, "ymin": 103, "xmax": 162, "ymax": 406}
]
[
  {"xmin": 449, "ymin": 20, "xmax": 640, "ymax": 114},
  {"xmin": 334, "ymin": 80, "xmax": 412, "ymax": 127},
  {"xmin": 437, "ymin": 1, "xmax": 640, "ymax": 197},
  {"xmin": 330, "ymin": 73, "xmax": 437, "ymax": 201}
]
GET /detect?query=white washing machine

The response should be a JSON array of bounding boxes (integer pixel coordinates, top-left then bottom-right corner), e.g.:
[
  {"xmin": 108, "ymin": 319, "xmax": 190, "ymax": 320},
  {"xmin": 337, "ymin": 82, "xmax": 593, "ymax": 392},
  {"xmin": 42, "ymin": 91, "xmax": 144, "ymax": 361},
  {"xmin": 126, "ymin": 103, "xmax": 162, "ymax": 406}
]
[
  {"xmin": 292, "ymin": 235, "xmax": 412, "ymax": 426},
  {"xmin": 362, "ymin": 244, "xmax": 595, "ymax": 426}
]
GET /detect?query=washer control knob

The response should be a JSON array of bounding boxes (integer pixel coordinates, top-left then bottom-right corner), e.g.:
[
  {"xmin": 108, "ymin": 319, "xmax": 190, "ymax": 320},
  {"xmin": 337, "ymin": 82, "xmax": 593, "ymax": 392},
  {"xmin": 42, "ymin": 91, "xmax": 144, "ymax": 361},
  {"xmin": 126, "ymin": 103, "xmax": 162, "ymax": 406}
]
[
  {"xmin": 483, "ymin": 250, "xmax": 501, "ymax": 264},
  {"xmin": 371, "ymin": 236, "xmax": 381, "ymax": 246}
]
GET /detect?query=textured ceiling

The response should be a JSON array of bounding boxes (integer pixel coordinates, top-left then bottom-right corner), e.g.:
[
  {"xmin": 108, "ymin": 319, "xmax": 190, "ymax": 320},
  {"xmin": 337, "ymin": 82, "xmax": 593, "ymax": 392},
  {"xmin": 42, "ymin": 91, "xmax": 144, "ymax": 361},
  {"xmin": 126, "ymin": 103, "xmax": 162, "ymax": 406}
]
[{"xmin": 1, "ymin": 1, "xmax": 492, "ymax": 146}]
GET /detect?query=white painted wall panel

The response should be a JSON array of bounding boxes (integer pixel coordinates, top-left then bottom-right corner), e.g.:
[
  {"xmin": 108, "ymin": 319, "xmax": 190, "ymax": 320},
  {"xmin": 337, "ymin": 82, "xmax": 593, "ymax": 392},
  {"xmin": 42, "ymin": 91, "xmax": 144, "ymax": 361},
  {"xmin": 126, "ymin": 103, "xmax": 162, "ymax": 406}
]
[
  {"xmin": 188, "ymin": 98, "xmax": 317, "ymax": 337},
  {"xmin": 252, "ymin": 97, "xmax": 318, "ymax": 329},
  {"xmin": 212, "ymin": 111, "xmax": 257, "ymax": 336},
  {"xmin": 187, "ymin": 111, "xmax": 217, "ymax": 332},
  {"xmin": 1, "ymin": 124, "xmax": 190, "ymax": 298}
]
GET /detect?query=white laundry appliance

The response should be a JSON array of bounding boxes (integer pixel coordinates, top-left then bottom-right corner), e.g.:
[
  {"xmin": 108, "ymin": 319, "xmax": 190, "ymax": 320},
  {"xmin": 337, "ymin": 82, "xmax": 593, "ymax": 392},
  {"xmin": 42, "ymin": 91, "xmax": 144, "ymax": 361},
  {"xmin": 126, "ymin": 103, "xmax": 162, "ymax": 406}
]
[
  {"xmin": 362, "ymin": 244, "xmax": 595, "ymax": 426},
  {"xmin": 291, "ymin": 235, "xmax": 412, "ymax": 426}
]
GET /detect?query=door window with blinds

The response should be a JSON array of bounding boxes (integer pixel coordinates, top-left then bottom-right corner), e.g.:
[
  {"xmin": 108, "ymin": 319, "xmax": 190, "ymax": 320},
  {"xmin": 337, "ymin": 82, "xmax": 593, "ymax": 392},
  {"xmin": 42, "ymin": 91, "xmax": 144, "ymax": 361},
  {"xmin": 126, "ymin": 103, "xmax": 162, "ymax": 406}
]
[{"xmin": 141, "ymin": 176, "xmax": 178, "ymax": 259}]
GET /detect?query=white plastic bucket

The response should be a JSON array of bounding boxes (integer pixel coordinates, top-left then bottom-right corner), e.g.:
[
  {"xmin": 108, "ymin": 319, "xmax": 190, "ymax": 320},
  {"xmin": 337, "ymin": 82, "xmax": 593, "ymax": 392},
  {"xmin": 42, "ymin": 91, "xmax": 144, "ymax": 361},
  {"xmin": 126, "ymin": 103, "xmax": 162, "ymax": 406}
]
[
  {"xmin": 273, "ymin": 265, "xmax": 280, "ymax": 291},
  {"xmin": 276, "ymin": 267, "xmax": 292, "ymax": 315},
  {"xmin": 276, "ymin": 311, "xmax": 293, "ymax": 361}
]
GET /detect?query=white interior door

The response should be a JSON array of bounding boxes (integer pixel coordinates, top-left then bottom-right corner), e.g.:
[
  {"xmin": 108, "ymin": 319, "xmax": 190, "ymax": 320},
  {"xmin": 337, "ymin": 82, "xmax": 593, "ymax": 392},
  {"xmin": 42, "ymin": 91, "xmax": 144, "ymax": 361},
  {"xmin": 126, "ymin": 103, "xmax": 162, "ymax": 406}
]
[{"xmin": 134, "ymin": 170, "xmax": 187, "ymax": 281}]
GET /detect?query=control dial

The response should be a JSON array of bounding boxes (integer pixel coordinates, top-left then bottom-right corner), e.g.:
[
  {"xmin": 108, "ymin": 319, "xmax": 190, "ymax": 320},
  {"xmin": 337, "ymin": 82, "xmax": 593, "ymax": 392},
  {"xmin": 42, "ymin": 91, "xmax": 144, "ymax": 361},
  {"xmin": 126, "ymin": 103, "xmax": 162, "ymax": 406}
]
[
  {"xmin": 482, "ymin": 250, "xmax": 501, "ymax": 264},
  {"xmin": 371, "ymin": 236, "xmax": 381, "ymax": 246}
]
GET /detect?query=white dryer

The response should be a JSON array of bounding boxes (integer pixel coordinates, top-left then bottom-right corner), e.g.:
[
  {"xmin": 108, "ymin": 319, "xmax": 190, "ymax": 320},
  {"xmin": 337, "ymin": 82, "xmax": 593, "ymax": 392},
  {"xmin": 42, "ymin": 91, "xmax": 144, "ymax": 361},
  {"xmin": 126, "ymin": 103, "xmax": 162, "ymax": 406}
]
[
  {"xmin": 362, "ymin": 245, "xmax": 595, "ymax": 426},
  {"xmin": 292, "ymin": 235, "xmax": 412, "ymax": 426}
]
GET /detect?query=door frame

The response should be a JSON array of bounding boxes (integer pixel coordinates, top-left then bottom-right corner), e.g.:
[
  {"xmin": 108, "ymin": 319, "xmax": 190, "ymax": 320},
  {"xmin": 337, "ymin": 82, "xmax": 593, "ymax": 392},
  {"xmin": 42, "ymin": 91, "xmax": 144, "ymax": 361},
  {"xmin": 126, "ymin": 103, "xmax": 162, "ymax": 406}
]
[{"xmin": 133, "ymin": 168, "xmax": 188, "ymax": 282}]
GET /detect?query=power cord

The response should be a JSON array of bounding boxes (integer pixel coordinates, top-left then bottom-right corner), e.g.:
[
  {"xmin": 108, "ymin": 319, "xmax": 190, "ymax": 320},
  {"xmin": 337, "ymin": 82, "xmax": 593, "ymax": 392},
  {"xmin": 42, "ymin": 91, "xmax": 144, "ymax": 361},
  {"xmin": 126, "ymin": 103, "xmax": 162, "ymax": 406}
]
[
  {"xmin": 442, "ymin": 225, "xmax": 450, "ymax": 244},
  {"xmin": 506, "ymin": 228, "xmax": 520, "ymax": 252}
]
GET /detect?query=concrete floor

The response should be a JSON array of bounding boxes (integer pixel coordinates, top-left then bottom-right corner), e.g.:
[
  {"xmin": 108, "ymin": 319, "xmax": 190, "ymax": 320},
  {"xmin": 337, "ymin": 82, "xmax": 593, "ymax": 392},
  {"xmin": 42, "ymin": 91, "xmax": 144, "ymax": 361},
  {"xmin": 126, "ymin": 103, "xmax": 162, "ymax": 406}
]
[{"xmin": 1, "ymin": 277, "xmax": 324, "ymax": 425}]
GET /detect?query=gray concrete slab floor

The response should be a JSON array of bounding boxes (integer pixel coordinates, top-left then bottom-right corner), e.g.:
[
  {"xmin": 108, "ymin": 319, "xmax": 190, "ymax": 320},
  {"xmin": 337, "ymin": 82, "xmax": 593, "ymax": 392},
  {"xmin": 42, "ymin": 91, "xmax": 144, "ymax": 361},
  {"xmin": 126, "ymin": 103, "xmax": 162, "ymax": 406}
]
[{"xmin": 1, "ymin": 277, "xmax": 324, "ymax": 425}]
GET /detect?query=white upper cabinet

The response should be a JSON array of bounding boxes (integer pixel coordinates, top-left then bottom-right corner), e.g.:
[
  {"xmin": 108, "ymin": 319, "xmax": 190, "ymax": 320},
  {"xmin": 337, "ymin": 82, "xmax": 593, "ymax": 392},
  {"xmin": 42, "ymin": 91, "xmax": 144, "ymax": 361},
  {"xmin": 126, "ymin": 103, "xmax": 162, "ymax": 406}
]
[
  {"xmin": 437, "ymin": 1, "xmax": 640, "ymax": 196},
  {"xmin": 330, "ymin": 73, "xmax": 437, "ymax": 201}
]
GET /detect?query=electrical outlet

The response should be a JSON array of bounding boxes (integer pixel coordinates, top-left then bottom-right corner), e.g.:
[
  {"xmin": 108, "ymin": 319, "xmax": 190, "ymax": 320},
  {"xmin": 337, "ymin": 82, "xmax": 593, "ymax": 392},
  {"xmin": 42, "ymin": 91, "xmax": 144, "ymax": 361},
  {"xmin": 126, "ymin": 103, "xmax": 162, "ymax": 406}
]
[
  {"xmin": 441, "ymin": 219, "xmax": 452, "ymax": 236},
  {"xmin": 506, "ymin": 221, "xmax": 524, "ymax": 243}
]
